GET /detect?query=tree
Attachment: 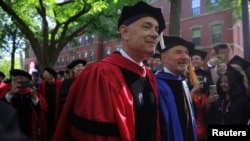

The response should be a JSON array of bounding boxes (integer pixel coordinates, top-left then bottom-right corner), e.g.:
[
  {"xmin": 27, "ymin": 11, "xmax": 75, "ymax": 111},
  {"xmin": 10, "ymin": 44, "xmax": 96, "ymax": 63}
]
[
  {"xmin": 168, "ymin": 0, "xmax": 182, "ymax": 36},
  {"xmin": 0, "ymin": 0, "xmax": 139, "ymax": 70},
  {"xmin": 0, "ymin": 58, "xmax": 21, "ymax": 79},
  {"xmin": 0, "ymin": 12, "xmax": 26, "ymax": 70},
  {"xmin": 206, "ymin": 0, "xmax": 242, "ymax": 24},
  {"xmin": 166, "ymin": 0, "xmax": 244, "ymax": 36}
]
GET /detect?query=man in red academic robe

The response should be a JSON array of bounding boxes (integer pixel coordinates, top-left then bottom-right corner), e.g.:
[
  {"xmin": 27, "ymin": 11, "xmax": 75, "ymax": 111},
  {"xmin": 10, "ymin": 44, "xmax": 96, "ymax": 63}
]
[
  {"xmin": 0, "ymin": 69, "xmax": 46, "ymax": 141},
  {"xmin": 37, "ymin": 67, "xmax": 62, "ymax": 141},
  {"xmin": 55, "ymin": 53, "xmax": 160, "ymax": 141},
  {"xmin": 53, "ymin": 1, "xmax": 165, "ymax": 141}
]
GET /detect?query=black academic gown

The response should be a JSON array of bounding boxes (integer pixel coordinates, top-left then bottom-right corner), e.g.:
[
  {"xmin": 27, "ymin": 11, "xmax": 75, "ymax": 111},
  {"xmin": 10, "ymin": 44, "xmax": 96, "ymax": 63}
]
[
  {"xmin": 0, "ymin": 99, "xmax": 31, "ymax": 141},
  {"xmin": 205, "ymin": 95, "xmax": 250, "ymax": 125},
  {"xmin": 58, "ymin": 78, "xmax": 75, "ymax": 116},
  {"xmin": 0, "ymin": 88, "xmax": 45, "ymax": 141}
]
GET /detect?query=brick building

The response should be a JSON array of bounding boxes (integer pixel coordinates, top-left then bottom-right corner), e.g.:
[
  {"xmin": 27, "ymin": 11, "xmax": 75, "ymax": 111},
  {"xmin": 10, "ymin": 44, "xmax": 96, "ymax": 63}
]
[
  {"xmin": 24, "ymin": 0, "xmax": 244, "ymax": 72},
  {"xmin": 152, "ymin": 0, "xmax": 244, "ymax": 69}
]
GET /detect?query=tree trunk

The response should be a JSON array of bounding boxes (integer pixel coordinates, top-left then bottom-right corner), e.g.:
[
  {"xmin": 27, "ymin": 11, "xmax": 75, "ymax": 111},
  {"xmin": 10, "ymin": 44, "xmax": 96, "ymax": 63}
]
[{"xmin": 169, "ymin": 0, "xmax": 182, "ymax": 36}]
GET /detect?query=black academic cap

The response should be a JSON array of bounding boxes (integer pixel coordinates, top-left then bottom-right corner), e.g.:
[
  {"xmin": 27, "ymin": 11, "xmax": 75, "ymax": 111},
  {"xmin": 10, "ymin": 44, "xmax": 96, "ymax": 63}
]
[
  {"xmin": 157, "ymin": 36, "xmax": 194, "ymax": 54},
  {"xmin": 191, "ymin": 49, "xmax": 207, "ymax": 60},
  {"xmin": 65, "ymin": 69, "xmax": 70, "ymax": 74},
  {"xmin": 118, "ymin": 1, "xmax": 165, "ymax": 33},
  {"xmin": 9, "ymin": 69, "xmax": 32, "ymax": 80},
  {"xmin": 66, "ymin": 59, "xmax": 87, "ymax": 69},
  {"xmin": 195, "ymin": 69, "xmax": 208, "ymax": 83},
  {"xmin": 143, "ymin": 60, "xmax": 150, "ymax": 67},
  {"xmin": 0, "ymin": 71, "xmax": 5, "ymax": 78},
  {"xmin": 228, "ymin": 55, "xmax": 250, "ymax": 70},
  {"xmin": 44, "ymin": 67, "xmax": 57, "ymax": 79},
  {"xmin": 152, "ymin": 53, "xmax": 161, "ymax": 59},
  {"xmin": 57, "ymin": 71, "xmax": 65, "ymax": 76},
  {"xmin": 225, "ymin": 64, "xmax": 244, "ymax": 84}
]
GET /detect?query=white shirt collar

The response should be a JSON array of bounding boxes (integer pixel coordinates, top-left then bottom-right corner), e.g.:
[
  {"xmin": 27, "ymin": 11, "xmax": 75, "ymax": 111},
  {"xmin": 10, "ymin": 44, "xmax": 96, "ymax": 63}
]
[
  {"xmin": 163, "ymin": 66, "xmax": 182, "ymax": 78},
  {"xmin": 119, "ymin": 48, "xmax": 143, "ymax": 66}
]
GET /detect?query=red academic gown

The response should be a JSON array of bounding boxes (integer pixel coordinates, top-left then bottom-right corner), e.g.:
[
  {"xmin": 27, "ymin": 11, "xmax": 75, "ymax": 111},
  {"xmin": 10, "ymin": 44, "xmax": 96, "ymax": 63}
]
[
  {"xmin": 53, "ymin": 53, "xmax": 161, "ymax": 141},
  {"xmin": 38, "ymin": 80, "xmax": 62, "ymax": 140},
  {"xmin": 192, "ymin": 92, "xmax": 208, "ymax": 141},
  {"xmin": 0, "ymin": 83, "xmax": 11, "ymax": 98},
  {"xmin": 0, "ymin": 83, "xmax": 47, "ymax": 141},
  {"xmin": 0, "ymin": 81, "xmax": 6, "ymax": 90}
]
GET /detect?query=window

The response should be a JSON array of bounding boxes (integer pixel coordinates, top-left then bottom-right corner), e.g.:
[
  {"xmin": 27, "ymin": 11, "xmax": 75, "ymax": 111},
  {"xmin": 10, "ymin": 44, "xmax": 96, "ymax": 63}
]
[
  {"xmin": 61, "ymin": 57, "xmax": 64, "ymax": 65},
  {"xmin": 84, "ymin": 36, "xmax": 88, "ymax": 45},
  {"xmin": 212, "ymin": 24, "xmax": 222, "ymax": 44},
  {"xmin": 78, "ymin": 37, "xmax": 82, "ymax": 45},
  {"xmin": 84, "ymin": 34, "xmax": 95, "ymax": 45},
  {"xmin": 57, "ymin": 57, "xmax": 60, "ymax": 65},
  {"xmin": 71, "ymin": 52, "xmax": 75, "ymax": 61},
  {"xmin": 210, "ymin": 0, "xmax": 218, "ymax": 7},
  {"xmin": 115, "ymin": 45, "xmax": 121, "ymax": 51},
  {"xmin": 77, "ymin": 52, "xmax": 81, "ymax": 59},
  {"xmin": 89, "ymin": 34, "xmax": 95, "ymax": 44},
  {"xmin": 192, "ymin": 0, "xmax": 200, "ymax": 16},
  {"xmin": 192, "ymin": 28, "xmax": 201, "ymax": 46},
  {"xmin": 90, "ymin": 50, "xmax": 95, "ymax": 62},
  {"xmin": 105, "ymin": 47, "xmax": 111, "ymax": 56},
  {"xmin": 65, "ymin": 55, "xmax": 69, "ymax": 64},
  {"xmin": 83, "ymin": 51, "xmax": 88, "ymax": 60},
  {"xmin": 65, "ymin": 44, "xmax": 70, "ymax": 50}
]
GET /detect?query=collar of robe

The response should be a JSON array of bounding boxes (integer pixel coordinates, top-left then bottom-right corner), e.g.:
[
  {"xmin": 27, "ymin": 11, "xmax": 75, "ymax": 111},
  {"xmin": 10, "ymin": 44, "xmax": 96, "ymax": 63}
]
[{"xmin": 102, "ymin": 52, "xmax": 146, "ymax": 77}]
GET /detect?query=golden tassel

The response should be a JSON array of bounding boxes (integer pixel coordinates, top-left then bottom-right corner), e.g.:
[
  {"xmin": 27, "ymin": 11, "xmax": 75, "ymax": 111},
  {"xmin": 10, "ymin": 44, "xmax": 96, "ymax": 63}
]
[{"xmin": 188, "ymin": 58, "xmax": 199, "ymax": 85}]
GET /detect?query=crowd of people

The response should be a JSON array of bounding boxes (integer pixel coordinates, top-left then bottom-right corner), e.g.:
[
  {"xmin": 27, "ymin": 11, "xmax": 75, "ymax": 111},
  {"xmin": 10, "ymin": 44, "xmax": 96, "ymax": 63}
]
[
  {"xmin": 0, "ymin": 59, "xmax": 87, "ymax": 141},
  {"xmin": 1, "ymin": 1, "xmax": 250, "ymax": 141}
]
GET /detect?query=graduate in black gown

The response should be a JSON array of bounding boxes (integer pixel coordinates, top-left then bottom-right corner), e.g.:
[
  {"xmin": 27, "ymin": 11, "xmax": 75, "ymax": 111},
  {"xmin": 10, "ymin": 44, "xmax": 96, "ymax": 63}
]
[
  {"xmin": 0, "ymin": 100, "xmax": 31, "ymax": 141},
  {"xmin": 228, "ymin": 55, "xmax": 250, "ymax": 95},
  {"xmin": 204, "ymin": 65, "xmax": 250, "ymax": 125},
  {"xmin": 37, "ymin": 67, "xmax": 62, "ymax": 141},
  {"xmin": 58, "ymin": 59, "xmax": 87, "ymax": 116}
]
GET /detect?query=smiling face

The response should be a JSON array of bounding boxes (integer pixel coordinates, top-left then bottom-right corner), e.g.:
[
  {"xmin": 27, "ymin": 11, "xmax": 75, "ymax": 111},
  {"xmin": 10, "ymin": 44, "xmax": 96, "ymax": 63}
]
[
  {"xmin": 119, "ymin": 16, "xmax": 160, "ymax": 63},
  {"xmin": 220, "ymin": 75, "xmax": 230, "ymax": 93},
  {"xmin": 72, "ymin": 63, "xmax": 85, "ymax": 77},
  {"xmin": 152, "ymin": 58, "xmax": 161, "ymax": 68},
  {"xmin": 191, "ymin": 55, "xmax": 203, "ymax": 69},
  {"xmin": 217, "ymin": 62, "xmax": 227, "ymax": 75},
  {"xmin": 162, "ymin": 45, "xmax": 190, "ymax": 76}
]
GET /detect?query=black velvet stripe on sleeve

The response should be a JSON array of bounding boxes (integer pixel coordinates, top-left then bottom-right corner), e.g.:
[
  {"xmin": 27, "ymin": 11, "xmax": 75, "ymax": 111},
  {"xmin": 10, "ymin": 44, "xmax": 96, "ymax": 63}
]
[{"xmin": 70, "ymin": 113, "xmax": 120, "ymax": 136}]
